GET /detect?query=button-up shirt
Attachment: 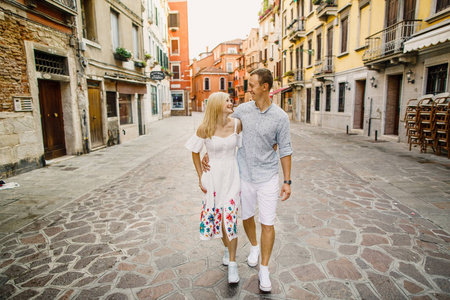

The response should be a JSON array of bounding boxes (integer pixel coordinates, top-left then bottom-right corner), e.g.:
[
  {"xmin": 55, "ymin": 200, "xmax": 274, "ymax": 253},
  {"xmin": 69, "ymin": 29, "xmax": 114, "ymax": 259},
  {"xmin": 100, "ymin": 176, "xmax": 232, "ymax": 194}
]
[{"xmin": 233, "ymin": 101, "xmax": 293, "ymax": 183}]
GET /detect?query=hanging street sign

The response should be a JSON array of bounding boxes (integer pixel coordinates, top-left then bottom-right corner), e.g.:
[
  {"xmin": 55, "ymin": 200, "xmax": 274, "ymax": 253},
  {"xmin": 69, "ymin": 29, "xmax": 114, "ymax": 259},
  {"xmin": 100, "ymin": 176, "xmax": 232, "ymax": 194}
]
[{"xmin": 150, "ymin": 71, "xmax": 165, "ymax": 81}]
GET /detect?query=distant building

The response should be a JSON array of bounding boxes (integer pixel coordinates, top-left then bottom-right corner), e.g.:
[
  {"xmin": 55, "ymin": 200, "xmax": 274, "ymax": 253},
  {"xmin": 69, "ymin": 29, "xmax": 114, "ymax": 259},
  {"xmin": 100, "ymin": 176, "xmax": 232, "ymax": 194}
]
[{"xmin": 168, "ymin": 0, "xmax": 191, "ymax": 116}]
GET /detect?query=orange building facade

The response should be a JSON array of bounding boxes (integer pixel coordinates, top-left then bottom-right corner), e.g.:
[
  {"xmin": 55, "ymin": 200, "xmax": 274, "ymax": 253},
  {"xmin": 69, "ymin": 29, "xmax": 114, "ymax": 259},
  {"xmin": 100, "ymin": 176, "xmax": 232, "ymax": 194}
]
[
  {"xmin": 190, "ymin": 40, "xmax": 244, "ymax": 111},
  {"xmin": 168, "ymin": 0, "xmax": 191, "ymax": 116}
]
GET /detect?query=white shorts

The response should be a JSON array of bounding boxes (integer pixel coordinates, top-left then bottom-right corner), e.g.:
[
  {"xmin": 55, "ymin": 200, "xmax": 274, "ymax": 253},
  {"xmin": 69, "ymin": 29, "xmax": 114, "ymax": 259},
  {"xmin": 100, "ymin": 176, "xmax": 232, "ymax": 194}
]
[{"xmin": 241, "ymin": 174, "xmax": 279, "ymax": 226}]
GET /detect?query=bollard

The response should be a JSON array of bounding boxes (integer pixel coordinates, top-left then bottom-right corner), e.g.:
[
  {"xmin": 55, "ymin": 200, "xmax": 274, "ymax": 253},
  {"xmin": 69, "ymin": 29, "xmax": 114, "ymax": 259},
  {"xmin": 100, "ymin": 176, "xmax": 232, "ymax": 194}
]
[
  {"xmin": 346, "ymin": 125, "xmax": 349, "ymax": 134},
  {"xmin": 375, "ymin": 130, "xmax": 378, "ymax": 141}
]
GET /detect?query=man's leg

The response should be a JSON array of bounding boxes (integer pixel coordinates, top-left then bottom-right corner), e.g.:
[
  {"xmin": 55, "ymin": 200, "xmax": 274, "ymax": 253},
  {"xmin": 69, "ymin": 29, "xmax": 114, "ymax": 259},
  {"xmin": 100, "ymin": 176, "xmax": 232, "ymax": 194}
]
[
  {"xmin": 243, "ymin": 216, "xmax": 257, "ymax": 246},
  {"xmin": 260, "ymin": 224, "xmax": 275, "ymax": 266}
]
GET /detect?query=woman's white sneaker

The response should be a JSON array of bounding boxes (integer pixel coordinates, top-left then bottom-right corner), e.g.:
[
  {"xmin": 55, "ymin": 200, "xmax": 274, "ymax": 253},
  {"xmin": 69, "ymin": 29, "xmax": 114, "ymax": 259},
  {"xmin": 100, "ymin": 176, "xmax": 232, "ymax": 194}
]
[
  {"xmin": 258, "ymin": 268, "xmax": 272, "ymax": 292},
  {"xmin": 228, "ymin": 261, "xmax": 240, "ymax": 283},
  {"xmin": 247, "ymin": 245, "xmax": 260, "ymax": 267}
]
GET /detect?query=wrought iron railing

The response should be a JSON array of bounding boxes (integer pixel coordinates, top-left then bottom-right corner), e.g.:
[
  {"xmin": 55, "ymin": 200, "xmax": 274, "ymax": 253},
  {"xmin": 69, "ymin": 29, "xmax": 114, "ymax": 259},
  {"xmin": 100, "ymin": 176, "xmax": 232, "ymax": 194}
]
[
  {"xmin": 288, "ymin": 18, "xmax": 305, "ymax": 40},
  {"xmin": 314, "ymin": 56, "xmax": 334, "ymax": 75},
  {"xmin": 49, "ymin": 0, "xmax": 77, "ymax": 11},
  {"xmin": 362, "ymin": 20, "xmax": 421, "ymax": 62},
  {"xmin": 316, "ymin": 0, "xmax": 337, "ymax": 14},
  {"xmin": 294, "ymin": 68, "xmax": 304, "ymax": 82}
]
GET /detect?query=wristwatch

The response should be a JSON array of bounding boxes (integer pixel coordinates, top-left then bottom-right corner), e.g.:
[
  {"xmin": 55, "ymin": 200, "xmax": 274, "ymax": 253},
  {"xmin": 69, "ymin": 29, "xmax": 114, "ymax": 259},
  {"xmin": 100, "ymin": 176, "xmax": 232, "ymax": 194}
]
[{"xmin": 284, "ymin": 180, "xmax": 292, "ymax": 185}]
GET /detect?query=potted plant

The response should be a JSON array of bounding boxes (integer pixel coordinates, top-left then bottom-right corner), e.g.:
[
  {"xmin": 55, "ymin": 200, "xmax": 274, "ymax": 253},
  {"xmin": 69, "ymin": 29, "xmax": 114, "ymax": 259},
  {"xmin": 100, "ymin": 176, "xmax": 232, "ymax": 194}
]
[
  {"xmin": 284, "ymin": 70, "xmax": 294, "ymax": 77},
  {"xmin": 134, "ymin": 60, "xmax": 147, "ymax": 68},
  {"xmin": 144, "ymin": 53, "xmax": 152, "ymax": 60},
  {"xmin": 114, "ymin": 47, "xmax": 132, "ymax": 61}
]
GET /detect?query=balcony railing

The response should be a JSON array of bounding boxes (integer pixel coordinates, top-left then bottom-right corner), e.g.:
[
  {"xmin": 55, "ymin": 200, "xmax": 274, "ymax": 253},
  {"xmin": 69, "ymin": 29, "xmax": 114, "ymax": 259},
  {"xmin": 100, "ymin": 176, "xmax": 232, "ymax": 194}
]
[
  {"xmin": 314, "ymin": 56, "xmax": 334, "ymax": 76},
  {"xmin": 315, "ymin": 0, "xmax": 337, "ymax": 20},
  {"xmin": 46, "ymin": 0, "xmax": 77, "ymax": 14},
  {"xmin": 288, "ymin": 18, "xmax": 306, "ymax": 42},
  {"xmin": 362, "ymin": 20, "xmax": 421, "ymax": 62},
  {"xmin": 246, "ymin": 62, "xmax": 259, "ymax": 73}
]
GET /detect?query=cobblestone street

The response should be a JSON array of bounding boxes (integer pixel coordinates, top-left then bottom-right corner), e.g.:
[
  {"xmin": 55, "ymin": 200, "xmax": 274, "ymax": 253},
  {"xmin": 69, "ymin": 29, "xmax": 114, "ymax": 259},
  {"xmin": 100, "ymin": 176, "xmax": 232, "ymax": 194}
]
[{"xmin": 0, "ymin": 112, "xmax": 449, "ymax": 299}]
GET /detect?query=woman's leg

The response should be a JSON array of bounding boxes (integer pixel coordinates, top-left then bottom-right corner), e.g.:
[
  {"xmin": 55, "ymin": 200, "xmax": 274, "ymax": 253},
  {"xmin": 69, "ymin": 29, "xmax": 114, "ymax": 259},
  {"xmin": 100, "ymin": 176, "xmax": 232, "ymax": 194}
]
[{"xmin": 222, "ymin": 222, "xmax": 237, "ymax": 261}]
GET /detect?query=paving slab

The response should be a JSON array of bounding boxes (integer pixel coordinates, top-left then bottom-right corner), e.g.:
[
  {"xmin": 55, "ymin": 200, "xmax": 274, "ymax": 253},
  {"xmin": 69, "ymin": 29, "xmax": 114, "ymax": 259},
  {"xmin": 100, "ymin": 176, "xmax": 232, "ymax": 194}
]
[{"xmin": 0, "ymin": 112, "xmax": 449, "ymax": 299}]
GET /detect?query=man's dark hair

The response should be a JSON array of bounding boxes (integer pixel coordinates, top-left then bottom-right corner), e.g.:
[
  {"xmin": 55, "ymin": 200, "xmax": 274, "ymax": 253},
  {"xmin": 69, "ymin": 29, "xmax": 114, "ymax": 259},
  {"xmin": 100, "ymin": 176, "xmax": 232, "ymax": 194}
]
[{"xmin": 250, "ymin": 68, "xmax": 273, "ymax": 90}]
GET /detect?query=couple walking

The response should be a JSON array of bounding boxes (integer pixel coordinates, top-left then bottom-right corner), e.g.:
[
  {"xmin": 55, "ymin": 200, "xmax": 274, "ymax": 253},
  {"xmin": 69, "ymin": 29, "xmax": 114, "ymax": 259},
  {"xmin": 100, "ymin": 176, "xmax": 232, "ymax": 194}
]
[{"xmin": 185, "ymin": 68, "xmax": 293, "ymax": 292}]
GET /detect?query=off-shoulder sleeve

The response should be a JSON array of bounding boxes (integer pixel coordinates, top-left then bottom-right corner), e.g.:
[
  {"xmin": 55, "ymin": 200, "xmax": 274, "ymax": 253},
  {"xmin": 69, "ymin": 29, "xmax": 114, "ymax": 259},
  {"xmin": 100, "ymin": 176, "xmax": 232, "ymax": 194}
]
[
  {"xmin": 185, "ymin": 134, "xmax": 205, "ymax": 153},
  {"xmin": 237, "ymin": 132, "xmax": 243, "ymax": 148}
]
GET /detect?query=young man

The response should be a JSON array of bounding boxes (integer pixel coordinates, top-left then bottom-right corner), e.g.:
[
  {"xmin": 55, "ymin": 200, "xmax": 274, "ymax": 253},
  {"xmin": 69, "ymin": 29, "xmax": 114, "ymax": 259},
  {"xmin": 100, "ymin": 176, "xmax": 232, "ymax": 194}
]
[{"xmin": 203, "ymin": 68, "xmax": 293, "ymax": 292}]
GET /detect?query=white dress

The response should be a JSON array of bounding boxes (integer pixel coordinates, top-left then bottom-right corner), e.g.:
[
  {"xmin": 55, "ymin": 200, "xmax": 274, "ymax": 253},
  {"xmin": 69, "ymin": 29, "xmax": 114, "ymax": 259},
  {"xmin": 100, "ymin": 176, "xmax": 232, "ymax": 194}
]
[{"xmin": 185, "ymin": 119, "xmax": 242, "ymax": 241}]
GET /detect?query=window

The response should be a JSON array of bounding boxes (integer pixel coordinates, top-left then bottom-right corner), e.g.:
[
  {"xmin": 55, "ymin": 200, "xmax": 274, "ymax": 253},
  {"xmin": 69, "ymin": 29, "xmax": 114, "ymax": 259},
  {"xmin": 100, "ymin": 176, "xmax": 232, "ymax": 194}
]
[
  {"xmin": 106, "ymin": 91, "xmax": 117, "ymax": 117},
  {"xmin": 204, "ymin": 78, "xmax": 210, "ymax": 90},
  {"xmin": 171, "ymin": 91, "xmax": 183, "ymax": 109},
  {"xmin": 168, "ymin": 12, "xmax": 179, "ymax": 28},
  {"xmin": 172, "ymin": 64, "xmax": 180, "ymax": 79},
  {"xmin": 220, "ymin": 77, "xmax": 226, "ymax": 90},
  {"xmin": 81, "ymin": 0, "xmax": 97, "ymax": 41},
  {"xmin": 155, "ymin": 7, "xmax": 158, "ymax": 26},
  {"xmin": 309, "ymin": 0, "xmax": 313, "ymax": 12},
  {"xmin": 148, "ymin": 0, "xmax": 153, "ymax": 19},
  {"xmin": 308, "ymin": 39, "xmax": 313, "ymax": 66},
  {"xmin": 338, "ymin": 82, "xmax": 345, "ymax": 112},
  {"xmin": 316, "ymin": 33, "xmax": 322, "ymax": 61},
  {"xmin": 119, "ymin": 94, "xmax": 132, "ymax": 125},
  {"xmin": 228, "ymin": 48, "xmax": 237, "ymax": 54},
  {"xmin": 171, "ymin": 39, "xmax": 179, "ymax": 55},
  {"xmin": 132, "ymin": 24, "xmax": 139, "ymax": 59},
  {"xmin": 151, "ymin": 86, "xmax": 158, "ymax": 115},
  {"xmin": 228, "ymin": 81, "xmax": 233, "ymax": 89},
  {"xmin": 315, "ymin": 87, "xmax": 320, "ymax": 111},
  {"xmin": 264, "ymin": 48, "xmax": 268, "ymax": 61},
  {"xmin": 325, "ymin": 85, "xmax": 331, "ymax": 111},
  {"xmin": 436, "ymin": 0, "xmax": 450, "ymax": 12},
  {"xmin": 426, "ymin": 63, "xmax": 448, "ymax": 95},
  {"xmin": 289, "ymin": 51, "xmax": 293, "ymax": 70},
  {"xmin": 227, "ymin": 62, "xmax": 233, "ymax": 72},
  {"xmin": 340, "ymin": 16, "xmax": 349, "ymax": 54},
  {"xmin": 110, "ymin": 10, "xmax": 119, "ymax": 50}
]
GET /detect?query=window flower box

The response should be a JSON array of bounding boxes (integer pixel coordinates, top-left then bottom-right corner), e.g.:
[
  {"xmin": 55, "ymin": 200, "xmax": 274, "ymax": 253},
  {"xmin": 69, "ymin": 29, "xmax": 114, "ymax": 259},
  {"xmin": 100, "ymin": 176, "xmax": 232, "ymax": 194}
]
[{"xmin": 114, "ymin": 47, "xmax": 132, "ymax": 61}]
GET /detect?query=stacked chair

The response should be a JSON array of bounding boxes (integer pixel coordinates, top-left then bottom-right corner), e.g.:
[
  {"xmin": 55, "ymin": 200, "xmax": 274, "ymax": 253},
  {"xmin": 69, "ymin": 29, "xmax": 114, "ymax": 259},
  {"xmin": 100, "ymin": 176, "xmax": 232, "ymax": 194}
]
[{"xmin": 404, "ymin": 94, "xmax": 449, "ymax": 158}]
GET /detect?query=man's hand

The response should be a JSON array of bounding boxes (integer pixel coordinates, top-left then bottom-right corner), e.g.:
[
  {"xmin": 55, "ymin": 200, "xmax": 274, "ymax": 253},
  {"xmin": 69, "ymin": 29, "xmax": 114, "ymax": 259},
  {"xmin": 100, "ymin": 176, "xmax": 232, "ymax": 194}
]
[
  {"xmin": 280, "ymin": 183, "xmax": 291, "ymax": 201},
  {"xmin": 201, "ymin": 153, "xmax": 210, "ymax": 172},
  {"xmin": 199, "ymin": 181, "xmax": 207, "ymax": 194}
]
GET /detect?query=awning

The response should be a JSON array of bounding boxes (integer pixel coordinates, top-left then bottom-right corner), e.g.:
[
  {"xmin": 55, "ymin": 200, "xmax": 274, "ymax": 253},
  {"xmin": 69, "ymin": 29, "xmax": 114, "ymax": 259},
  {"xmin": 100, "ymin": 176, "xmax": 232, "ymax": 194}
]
[
  {"xmin": 270, "ymin": 86, "xmax": 291, "ymax": 96},
  {"xmin": 404, "ymin": 24, "xmax": 450, "ymax": 53}
]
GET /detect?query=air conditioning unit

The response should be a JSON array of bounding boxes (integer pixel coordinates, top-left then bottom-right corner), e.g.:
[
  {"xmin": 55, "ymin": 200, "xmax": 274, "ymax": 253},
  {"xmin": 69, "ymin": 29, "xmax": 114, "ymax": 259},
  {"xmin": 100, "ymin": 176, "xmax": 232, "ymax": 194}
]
[{"xmin": 14, "ymin": 98, "xmax": 33, "ymax": 112}]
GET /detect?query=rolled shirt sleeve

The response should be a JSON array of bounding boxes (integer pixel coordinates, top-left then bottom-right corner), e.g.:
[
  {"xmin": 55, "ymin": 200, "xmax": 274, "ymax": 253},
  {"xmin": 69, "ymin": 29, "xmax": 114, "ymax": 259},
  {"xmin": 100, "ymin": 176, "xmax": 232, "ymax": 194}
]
[{"xmin": 277, "ymin": 115, "xmax": 293, "ymax": 158}]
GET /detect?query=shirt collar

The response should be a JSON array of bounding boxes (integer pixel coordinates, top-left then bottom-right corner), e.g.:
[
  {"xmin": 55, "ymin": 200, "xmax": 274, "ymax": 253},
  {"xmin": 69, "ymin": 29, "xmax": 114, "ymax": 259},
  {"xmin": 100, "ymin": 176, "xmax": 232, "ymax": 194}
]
[{"xmin": 252, "ymin": 101, "xmax": 273, "ymax": 114}]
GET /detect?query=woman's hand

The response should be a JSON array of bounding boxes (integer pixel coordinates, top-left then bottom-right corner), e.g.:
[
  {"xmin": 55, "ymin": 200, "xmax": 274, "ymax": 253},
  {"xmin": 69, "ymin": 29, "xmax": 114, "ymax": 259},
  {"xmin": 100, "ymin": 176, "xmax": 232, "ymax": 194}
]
[{"xmin": 199, "ymin": 181, "xmax": 207, "ymax": 194}]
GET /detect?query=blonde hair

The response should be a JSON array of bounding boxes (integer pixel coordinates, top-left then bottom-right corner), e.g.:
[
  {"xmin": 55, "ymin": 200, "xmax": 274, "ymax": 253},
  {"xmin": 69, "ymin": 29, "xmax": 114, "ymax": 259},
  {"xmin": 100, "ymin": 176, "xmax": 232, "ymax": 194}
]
[{"xmin": 200, "ymin": 92, "xmax": 229, "ymax": 138}]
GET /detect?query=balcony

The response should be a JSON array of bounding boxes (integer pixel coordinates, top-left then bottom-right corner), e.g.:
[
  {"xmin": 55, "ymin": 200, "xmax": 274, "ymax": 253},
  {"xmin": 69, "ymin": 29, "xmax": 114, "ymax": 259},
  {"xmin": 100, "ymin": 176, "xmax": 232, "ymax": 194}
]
[
  {"xmin": 315, "ymin": 0, "xmax": 337, "ymax": 21},
  {"xmin": 288, "ymin": 18, "xmax": 306, "ymax": 43},
  {"xmin": 314, "ymin": 56, "xmax": 334, "ymax": 81},
  {"xmin": 288, "ymin": 68, "xmax": 305, "ymax": 88},
  {"xmin": 43, "ymin": 0, "xmax": 77, "ymax": 15},
  {"xmin": 246, "ymin": 62, "xmax": 259, "ymax": 73},
  {"xmin": 362, "ymin": 20, "xmax": 421, "ymax": 69}
]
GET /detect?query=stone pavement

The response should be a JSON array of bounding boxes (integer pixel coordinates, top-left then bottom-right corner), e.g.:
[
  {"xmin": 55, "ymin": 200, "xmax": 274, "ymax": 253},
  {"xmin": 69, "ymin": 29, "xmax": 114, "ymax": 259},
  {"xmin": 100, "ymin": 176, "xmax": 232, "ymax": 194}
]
[{"xmin": 0, "ymin": 112, "xmax": 449, "ymax": 299}]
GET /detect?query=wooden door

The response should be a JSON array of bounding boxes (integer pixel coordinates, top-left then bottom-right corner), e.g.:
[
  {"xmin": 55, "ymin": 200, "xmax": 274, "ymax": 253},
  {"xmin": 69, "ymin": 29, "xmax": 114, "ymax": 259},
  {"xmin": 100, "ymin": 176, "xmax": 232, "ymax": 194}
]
[
  {"xmin": 306, "ymin": 88, "xmax": 311, "ymax": 123},
  {"xmin": 385, "ymin": 75, "xmax": 402, "ymax": 135},
  {"xmin": 385, "ymin": 0, "xmax": 398, "ymax": 53},
  {"xmin": 353, "ymin": 80, "xmax": 366, "ymax": 129},
  {"xmin": 88, "ymin": 82, "xmax": 103, "ymax": 148},
  {"xmin": 38, "ymin": 80, "xmax": 66, "ymax": 160}
]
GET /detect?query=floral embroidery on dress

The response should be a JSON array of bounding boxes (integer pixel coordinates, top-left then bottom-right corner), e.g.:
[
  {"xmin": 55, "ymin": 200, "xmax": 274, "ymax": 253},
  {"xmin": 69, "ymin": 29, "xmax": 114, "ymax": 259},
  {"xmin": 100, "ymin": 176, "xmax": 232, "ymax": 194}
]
[{"xmin": 199, "ymin": 197, "xmax": 238, "ymax": 240}]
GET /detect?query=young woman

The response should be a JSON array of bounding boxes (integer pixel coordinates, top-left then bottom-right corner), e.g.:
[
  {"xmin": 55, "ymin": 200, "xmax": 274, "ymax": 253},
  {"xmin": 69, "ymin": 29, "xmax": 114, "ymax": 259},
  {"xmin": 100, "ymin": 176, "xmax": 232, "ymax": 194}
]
[{"xmin": 185, "ymin": 92, "xmax": 242, "ymax": 283}]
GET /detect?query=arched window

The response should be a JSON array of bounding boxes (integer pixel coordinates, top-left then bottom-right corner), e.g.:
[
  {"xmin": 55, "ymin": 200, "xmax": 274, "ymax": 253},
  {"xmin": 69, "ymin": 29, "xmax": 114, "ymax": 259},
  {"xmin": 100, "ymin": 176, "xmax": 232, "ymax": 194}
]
[
  {"xmin": 220, "ymin": 77, "xmax": 226, "ymax": 90},
  {"xmin": 204, "ymin": 77, "xmax": 210, "ymax": 90}
]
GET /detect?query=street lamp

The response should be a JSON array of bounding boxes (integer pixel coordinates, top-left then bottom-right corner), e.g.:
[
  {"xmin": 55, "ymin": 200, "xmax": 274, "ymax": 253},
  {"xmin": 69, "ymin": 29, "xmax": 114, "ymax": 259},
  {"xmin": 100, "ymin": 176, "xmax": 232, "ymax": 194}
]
[
  {"xmin": 406, "ymin": 69, "xmax": 415, "ymax": 84},
  {"xmin": 345, "ymin": 81, "xmax": 351, "ymax": 91},
  {"xmin": 370, "ymin": 76, "xmax": 377, "ymax": 88}
]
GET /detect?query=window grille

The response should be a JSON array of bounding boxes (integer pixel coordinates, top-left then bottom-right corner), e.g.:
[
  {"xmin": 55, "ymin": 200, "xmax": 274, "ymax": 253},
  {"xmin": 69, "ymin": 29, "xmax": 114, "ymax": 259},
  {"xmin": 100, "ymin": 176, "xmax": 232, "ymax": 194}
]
[{"xmin": 34, "ymin": 51, "xmax": 68, "ymax": 75}]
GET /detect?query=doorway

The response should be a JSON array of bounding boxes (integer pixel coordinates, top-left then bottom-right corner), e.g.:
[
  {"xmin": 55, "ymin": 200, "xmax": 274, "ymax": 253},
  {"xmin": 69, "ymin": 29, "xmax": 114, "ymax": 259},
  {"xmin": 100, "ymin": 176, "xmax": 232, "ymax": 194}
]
[
  {"xmin": 88, "ymin": 81, "xmax": 104, "ymax": 148},
  {"xmin": 38, "ymin": 79, "xmax": 66, "ymax": 160},
  {"xmin": 306, "ymin": 88, "xmax": 311, "ymax": 123},
  {"xmin": 385, "ymin": 75, "xmax": 402, "ymax": 135},
  {"xmin": 353, "ymin": 80, "xmax": 366, "ymax": 129}
]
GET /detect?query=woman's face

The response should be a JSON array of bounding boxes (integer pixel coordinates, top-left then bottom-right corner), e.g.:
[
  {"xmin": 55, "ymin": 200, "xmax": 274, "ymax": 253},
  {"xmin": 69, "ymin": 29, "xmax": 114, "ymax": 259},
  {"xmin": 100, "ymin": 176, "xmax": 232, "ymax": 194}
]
[{"xmin": 222, "ymin": 97, "xmax": 234, "ymax": 115}]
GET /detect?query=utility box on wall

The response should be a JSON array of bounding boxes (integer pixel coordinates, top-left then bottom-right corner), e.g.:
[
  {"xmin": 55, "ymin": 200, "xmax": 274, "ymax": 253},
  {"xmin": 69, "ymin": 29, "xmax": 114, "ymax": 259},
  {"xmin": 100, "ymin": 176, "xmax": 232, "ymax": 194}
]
[{"xmin": 13, "ymin": 97, "xmax": 33, "ymax": 112}]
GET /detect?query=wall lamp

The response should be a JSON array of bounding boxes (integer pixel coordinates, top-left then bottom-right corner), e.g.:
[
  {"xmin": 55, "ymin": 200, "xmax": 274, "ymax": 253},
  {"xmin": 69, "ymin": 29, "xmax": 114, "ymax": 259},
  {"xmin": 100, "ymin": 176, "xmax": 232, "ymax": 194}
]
[
  {"xmin": 345, "ymin": 81, "xmax": 351, "ymax": 91},
  {"xmin": 370, "ymin": 76, "xmax": 377, "ymax": 88},
  {"xmin": 406, "ymin": 69, "xmax": 415, "ymax": 84},
  {"xmin": 319, "ymin": 83, "xmax": 324, "ymax": 94}
]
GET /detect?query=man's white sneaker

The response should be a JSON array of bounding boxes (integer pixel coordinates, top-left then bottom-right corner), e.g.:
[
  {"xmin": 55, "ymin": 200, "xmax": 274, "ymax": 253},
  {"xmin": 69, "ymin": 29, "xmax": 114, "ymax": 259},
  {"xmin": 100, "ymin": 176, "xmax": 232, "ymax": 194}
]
[
  {"xmin": 222, "ymin": 248, "xmax": 229, "ymax": 266},
  {"xmin": 228, "ymin": 261, "xmax": 240, "ymax": 283},
  {"xmin": 259, "ymin": 268, "xmax": 272, "ymax": 292},
  {"xmin": 247, "ymin": 245, "xmax": 260, "ymax": 267}
]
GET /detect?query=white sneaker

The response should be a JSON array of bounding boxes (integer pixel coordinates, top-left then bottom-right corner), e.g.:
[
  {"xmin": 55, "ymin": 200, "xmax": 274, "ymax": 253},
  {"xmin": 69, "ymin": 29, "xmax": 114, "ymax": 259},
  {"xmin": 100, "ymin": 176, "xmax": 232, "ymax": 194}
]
[
  {"xmin": 259, "ymin": 268, "xmax": 272, "ymax": 292},
  {"xmin": 222, "ymin": 248, "xmax": 229, "ymax": 266},
  {"xmin": 228, "ymin": 261, "xmax": 240, "ymax": 283},
  {"xmin": 247, "ymin": 245, "xmax": 260, "ymax": 267}
]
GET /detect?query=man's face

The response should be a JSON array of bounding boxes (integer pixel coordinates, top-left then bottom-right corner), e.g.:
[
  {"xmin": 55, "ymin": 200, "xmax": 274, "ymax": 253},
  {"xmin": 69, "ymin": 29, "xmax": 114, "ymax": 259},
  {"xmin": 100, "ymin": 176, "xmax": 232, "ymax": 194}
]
[{"xmin": 248, "ymin": 74, "xmax": 266, "ymax": 101}]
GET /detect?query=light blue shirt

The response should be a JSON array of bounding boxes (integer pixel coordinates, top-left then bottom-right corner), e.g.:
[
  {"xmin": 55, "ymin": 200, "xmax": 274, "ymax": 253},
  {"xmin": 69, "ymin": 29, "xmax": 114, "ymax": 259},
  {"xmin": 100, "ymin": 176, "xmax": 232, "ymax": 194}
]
[{"xmin": 233, "ymin": 101, "xmax": 293, "ymax": 183}]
